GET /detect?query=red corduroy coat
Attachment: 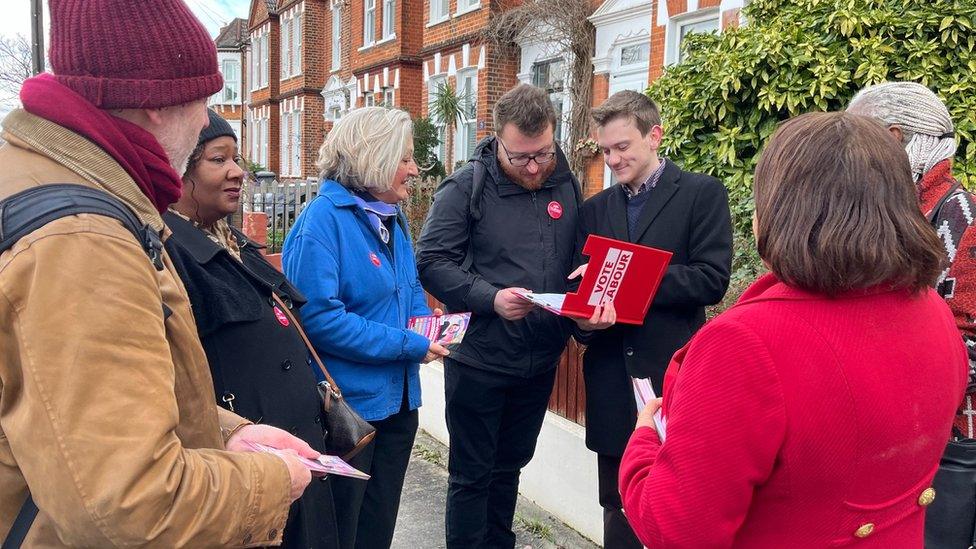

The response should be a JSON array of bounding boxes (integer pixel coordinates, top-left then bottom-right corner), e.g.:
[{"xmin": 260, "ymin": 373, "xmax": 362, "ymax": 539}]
[{"xmin": 620, "ymin": 273, "xmax": 967, "ymax": 548}]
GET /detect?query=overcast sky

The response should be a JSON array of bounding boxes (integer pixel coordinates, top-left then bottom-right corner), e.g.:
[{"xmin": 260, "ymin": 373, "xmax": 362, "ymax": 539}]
[{"xmin": 0, "ymin": 0, "xmax": 251, "ymax": 114}]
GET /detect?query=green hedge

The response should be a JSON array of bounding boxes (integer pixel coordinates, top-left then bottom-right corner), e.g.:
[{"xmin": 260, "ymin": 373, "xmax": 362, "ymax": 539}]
[{"xmin": 649, "ymin": 0, "xmax": 976, "ymax": 287}]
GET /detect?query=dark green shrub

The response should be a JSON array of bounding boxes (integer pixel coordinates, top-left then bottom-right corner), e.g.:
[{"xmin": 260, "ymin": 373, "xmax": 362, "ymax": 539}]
[{"xmin": 650, "ymin": 0, "xmax": 976, "ymax": 298}]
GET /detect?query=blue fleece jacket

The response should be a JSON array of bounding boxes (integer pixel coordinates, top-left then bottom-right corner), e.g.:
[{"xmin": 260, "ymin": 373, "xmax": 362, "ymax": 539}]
[{"xmin": 282, "ymin": 180, "xmax": 431, "ymax": 421}]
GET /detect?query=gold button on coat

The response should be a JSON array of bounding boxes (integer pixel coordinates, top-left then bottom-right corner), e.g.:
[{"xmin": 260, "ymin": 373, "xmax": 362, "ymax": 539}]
[
  {"xmin": 919, "ymin": 487, "xmax": 936, "ymax": 506},
  {"xmin": 855, "ymin": 523, "xmax": 875, "ymax": 538}
]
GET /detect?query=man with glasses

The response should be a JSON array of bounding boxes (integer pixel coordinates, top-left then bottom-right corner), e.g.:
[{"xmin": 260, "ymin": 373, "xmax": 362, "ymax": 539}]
[
  {"xmin": 576, "ymin": 90, "xmax": 732, "ymax": 548},
  {"xmin": 417, "ymin": 84, "xmax": 613, "ymax": 548}
]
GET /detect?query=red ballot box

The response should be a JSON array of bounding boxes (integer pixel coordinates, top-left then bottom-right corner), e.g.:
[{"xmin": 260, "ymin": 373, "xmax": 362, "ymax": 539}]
[{"xmin": 516, "ymin": 235, "xmax": 672, "ymax": 325}]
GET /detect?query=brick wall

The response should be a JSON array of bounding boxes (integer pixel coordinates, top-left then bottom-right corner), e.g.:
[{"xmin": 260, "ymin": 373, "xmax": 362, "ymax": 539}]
[{"xmin": 583, "ymin": 73, "xmax": 610, "ymax": 198}]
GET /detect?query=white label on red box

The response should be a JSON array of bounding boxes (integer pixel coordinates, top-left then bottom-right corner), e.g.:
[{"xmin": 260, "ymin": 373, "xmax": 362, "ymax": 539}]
[{"xmin": 588, "ymin": 247, "xmax": 633, "ymax": 306}]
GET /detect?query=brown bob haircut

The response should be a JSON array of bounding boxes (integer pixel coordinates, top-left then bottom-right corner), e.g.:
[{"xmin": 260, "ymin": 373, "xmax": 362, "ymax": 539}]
[{"xmin": 754, "ymin": 111, "xmax": 944, "ymax": 296}]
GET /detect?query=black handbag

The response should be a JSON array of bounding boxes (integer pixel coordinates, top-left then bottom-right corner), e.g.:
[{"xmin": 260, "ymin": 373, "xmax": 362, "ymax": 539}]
[
  {"xmin": 925, "ymin": 439, "xmax": 976, "ymax": 548},
  {"xmin": 271, "ymin": 293, "xmax": 376, "ymax": 460}
]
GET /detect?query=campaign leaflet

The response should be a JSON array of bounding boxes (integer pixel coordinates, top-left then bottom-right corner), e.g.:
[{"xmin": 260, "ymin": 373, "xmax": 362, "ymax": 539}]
[
  {"xmin": 242, "ymin": 441, "xmax": 371, "ymax": 480},
  {"xmin": 632, "ymin": 377, "xmax": 667, "ymax": 442},
  {"xmin": 408, "ymin": 312, "xmax": 471, "ymax": 345}
]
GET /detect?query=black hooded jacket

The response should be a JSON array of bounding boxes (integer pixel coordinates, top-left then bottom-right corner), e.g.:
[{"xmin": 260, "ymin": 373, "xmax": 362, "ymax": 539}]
[{"xmin": 416, "ymin": 137, "xmax": 581, "ymax": 377}]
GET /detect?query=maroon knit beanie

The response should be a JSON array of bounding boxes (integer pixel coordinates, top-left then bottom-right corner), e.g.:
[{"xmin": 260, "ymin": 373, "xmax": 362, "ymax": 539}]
[{"xmin": 48, "ymin": 0, "xmax": 223, "ymax": 109}]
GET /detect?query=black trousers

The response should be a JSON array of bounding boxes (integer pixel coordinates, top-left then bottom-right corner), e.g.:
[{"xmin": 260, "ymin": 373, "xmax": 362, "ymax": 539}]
[
  {"xmin": 597, "ymin": 454, "xmax": 643, "ymax": 549},
  {"xmin": 331, "ymin": 403, "xmax": 419, "ymax": 549},
  {"xmin": 444, "ymin": 358, "xmax": 557, "ymax": 549}
]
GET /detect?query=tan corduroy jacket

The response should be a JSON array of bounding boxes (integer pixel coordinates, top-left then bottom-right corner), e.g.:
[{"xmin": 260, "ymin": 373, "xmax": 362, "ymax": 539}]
[{"xmin": 0, "ymin": 109, "xmax": 292, "ymax": 547}]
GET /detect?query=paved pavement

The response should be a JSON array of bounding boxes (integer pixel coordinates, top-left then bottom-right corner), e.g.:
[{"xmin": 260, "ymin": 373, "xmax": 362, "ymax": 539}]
[{"xmin": 392, "ymin": 430, "xmax": 602, "ymax": 549}]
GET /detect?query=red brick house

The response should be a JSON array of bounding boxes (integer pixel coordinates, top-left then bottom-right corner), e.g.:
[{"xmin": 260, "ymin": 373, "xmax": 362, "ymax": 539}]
[
  {"xmin": 244, "ymin": 0, "xmax": 745, "ymax": 185},
  {"xmin": 244, "ymin": 0, "xmax": 329, "ymax": 180}
]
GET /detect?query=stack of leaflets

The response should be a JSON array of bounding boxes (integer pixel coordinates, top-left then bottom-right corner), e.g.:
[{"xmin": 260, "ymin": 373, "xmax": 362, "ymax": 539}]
[
  {"xmin": 408, "ymin": 312, "xmax": 471, "ymax": 345},
  {"xmin": 243, "ymin": 441, "xmax": 370, "ymax": 480},
  {"xmin": 632, "ymin": 377, "xmax": 667, "ymax": 442}
]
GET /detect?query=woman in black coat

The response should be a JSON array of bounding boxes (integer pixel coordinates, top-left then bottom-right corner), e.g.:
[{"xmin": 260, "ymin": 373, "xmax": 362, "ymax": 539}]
[{"xmin": 164, "ymin": 109, "xmax": 340, "ymax": 549}]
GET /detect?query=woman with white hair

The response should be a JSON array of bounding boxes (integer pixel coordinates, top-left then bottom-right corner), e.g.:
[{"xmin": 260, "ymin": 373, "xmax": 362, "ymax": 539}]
[
  {"xmin": 849, "ymin": 81, "xmax": 975, "ymax": 548},
  {"xmin": 283, "ymin": 107, "xmax": 449, "ymax": 549}
]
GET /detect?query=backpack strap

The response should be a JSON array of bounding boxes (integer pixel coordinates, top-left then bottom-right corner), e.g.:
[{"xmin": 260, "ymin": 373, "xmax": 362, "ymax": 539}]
[
  {"xmin": 0, "ymin": 184, "xmax": 165, "ymax": 549},
  {"xmin": 469, "ymin": 160, "xmax": 487, "ymax": 222},
  {"xmin": 0, "ymin": 184, "xmax": 164, "ymax": 271},
  {"xmin": 463, "ymin": 160, "xmax": 486, "ymax": 270}
]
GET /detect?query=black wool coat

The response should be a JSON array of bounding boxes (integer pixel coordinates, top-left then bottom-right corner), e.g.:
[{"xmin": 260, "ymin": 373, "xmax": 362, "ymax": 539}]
[
  {"xmin": 576, "ymin": 160, "xmax": 733, "ymax": 456},
  {"xmin": 163, "ymin": 212, "xmax": 339, "ymax": 549}
]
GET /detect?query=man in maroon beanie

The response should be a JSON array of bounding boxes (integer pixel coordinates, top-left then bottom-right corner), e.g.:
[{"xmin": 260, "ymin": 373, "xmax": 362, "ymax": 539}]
[{"xmin": 0, "ymin": 1, "xmax": 315, "ymax": 546}]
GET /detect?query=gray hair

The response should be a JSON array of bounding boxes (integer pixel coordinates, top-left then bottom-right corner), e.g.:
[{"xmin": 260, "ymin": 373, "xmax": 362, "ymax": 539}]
[
  {"xmin": 316, "ymin": 107, "xmax": 413, "ymax": 192},
  {"xmin": 847, "ymin": 81, "xmax": 956, "ymax": 181}
]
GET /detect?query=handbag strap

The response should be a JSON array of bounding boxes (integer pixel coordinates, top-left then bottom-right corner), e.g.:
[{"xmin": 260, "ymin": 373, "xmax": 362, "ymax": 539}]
[
  {"xmin": 2, "ymin": 494, "xmax": 38, "ymax": 549},
  {"xmin": 269, "ymin": 292, "xmax": 342, "ymax": 398}
]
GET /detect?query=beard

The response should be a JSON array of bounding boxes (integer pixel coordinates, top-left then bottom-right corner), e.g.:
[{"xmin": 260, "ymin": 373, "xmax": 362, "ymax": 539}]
[{"xmin": 500, "ymin": 159, "xmax": 556, "ymax": 191}]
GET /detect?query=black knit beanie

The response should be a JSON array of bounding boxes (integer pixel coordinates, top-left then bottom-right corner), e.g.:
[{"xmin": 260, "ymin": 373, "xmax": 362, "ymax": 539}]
[{"xmin": 198, "ymin": 108, "xmax": 237, "ymax": 146}]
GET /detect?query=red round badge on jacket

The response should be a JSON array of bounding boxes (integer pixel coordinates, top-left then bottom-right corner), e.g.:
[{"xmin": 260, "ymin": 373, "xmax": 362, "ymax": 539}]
[
  {"xmin": 273, "ymin": 306, "xmax": 290, "ymax": 327},
  {"xmin": 547, "ymin": 201, "xmax": 563, "ymax": 220},
  {"xmin": 370, "ymin": 251, "xmax": 382, "ymax": 267}
]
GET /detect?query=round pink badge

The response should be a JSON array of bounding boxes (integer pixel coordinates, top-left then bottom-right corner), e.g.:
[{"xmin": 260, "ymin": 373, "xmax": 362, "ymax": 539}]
[{"xmin": 547, "ymin": 201, "xmax": 563, "ymax": 220}]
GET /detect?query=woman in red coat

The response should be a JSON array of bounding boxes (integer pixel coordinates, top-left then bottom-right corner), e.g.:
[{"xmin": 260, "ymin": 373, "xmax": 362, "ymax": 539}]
[{"xmin": 619, "ymin": 112, "xmax": 968, "ymax": 548}]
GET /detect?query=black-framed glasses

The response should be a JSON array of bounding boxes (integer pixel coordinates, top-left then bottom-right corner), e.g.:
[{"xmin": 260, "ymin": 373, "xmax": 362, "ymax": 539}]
[{"xmin": 498, "ymin": 138, "xmax": 557, "ymax": 167}]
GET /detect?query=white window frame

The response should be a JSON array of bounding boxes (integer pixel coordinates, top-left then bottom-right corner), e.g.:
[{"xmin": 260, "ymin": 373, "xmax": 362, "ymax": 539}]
[
  {"xmin": 331, "ymin": 5, "xmax": 342, "ymax": 70},
  {"xmin": 363, "ymin": 93, "xmax": 376, "ymax": 107},
  {"xmin": 428, "ymin": 0, "xmax": 449, "ymax": 27},
  {"xmin": 383, "ymin": 88, "xmax": 395, "ymax": 106},
  {"xmin": 619, "ymin": 42, "xmax": 650, "ymax": 69},
  {"xmin": 664, "ymin": 8, "xmax": 719, "ymax": 66},
  {"xmin": 280, "ymin": 14, "xmax": 291, "ymax": 78},
  {"xmin": 250, "ymin": 35, "xmax": 261, "ymax": 91},
  {"xmin": 382, "ymin": 0, "xmax": 395, "ymax": 39},
  {"xmin": 261, "ymin": 34, "xmax": 269, "ymax": 87},
  {"xmin": 245, "ymin": 49, "xmax": 252, "ymax": 99},
  {"xmin": 221, "ymin": 58, "xmax": 240, "ymax": 103},
  {"xmin": 455, "ymin": 0, "xmax": 479, "ymax": 16},
  {"xmin": 327, "ymin": 104, "xmax": 342, "ymax": 121},
  {"xmin": 292, "ymin": 11, "xmax": 302, "ymax": 76},
  {"xmin": 345, "ymin": 80, "xmax": 359, "ymax": 110},
  {"xmin": 291, "ymin": 111, "xmax": 302, "ymax": 176},
  {"xmin": 260, "ymin": 116, "xmax": 269, "ymax": 168},
  {"xmin": 280, "ymin": 112, "xmax": 290, "ymax": 175},
  {"xmin": 530, "ymin": 56, "xmax": 567, "ymax": 143},
  {"xmin": 363, "ymin": 0, "xmax": 376, "ymax": 46},
  {"xmin": 454, "ymin": 69, "xmax": 478, "ymax": 163},
  {"xmin": 249, "ymin": 112, "xmax": 257, "ymax": 162}
]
